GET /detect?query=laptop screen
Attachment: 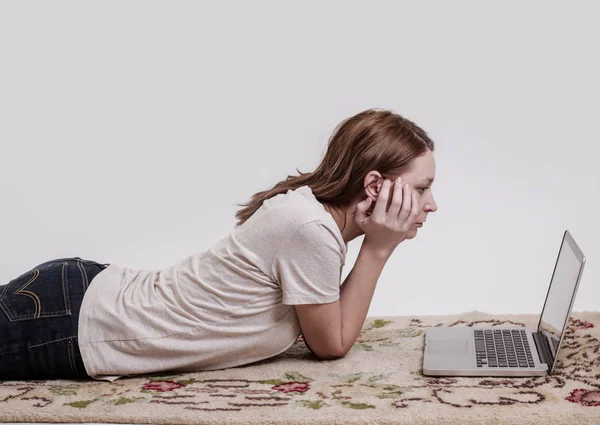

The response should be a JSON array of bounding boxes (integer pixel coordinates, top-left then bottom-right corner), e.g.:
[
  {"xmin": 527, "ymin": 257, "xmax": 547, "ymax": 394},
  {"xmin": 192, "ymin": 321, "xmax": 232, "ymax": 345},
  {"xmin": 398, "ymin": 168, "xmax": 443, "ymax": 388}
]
[{"xmin": 537, "ymin": 230, "xmax": 586, "ymax": 373}]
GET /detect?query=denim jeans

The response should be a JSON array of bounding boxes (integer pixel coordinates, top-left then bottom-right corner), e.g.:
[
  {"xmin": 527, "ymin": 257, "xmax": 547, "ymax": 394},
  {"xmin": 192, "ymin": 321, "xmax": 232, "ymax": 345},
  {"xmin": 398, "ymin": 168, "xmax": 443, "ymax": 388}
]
[{"xmin": 0, "ymin": 257, "xmax": 109, "ymax": 380}]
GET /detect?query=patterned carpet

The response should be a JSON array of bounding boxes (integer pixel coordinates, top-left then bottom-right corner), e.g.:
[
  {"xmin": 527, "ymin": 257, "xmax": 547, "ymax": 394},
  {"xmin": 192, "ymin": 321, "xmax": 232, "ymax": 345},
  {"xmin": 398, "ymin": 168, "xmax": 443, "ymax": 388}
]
[{"xmin": 1, "ymin": 311, "xmax": 599, "ymax": 424}]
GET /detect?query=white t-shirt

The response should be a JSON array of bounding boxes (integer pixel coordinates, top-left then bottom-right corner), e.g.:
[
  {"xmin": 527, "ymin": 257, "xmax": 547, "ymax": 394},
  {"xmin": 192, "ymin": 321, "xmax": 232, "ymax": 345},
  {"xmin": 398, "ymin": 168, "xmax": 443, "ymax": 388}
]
[{"xmin": 78, "ymin": 185, "xmax": 347, "ymax": 381}]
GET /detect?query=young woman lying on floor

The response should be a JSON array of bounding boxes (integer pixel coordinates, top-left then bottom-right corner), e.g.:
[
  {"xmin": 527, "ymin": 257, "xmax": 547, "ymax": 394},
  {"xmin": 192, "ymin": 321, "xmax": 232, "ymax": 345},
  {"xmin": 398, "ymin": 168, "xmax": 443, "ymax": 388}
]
[{"xmin": 0, "ymin": 108, "xmax": 437, "ymax": 381}]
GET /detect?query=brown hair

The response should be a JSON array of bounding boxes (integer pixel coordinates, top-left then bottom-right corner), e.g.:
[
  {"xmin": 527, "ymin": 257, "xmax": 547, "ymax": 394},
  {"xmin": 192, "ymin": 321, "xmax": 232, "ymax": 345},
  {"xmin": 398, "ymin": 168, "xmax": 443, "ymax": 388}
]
[{"xmin": 235, "ymin": 108, "xmax": 435, "ymax": 226}]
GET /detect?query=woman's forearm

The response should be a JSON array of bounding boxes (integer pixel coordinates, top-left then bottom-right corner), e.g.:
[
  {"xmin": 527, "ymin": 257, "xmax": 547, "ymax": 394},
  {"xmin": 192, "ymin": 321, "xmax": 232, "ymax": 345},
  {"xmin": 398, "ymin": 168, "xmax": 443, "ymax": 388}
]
[{"xmin": 339, "ymin": 239, "xmax": 393, "ymax": 355}]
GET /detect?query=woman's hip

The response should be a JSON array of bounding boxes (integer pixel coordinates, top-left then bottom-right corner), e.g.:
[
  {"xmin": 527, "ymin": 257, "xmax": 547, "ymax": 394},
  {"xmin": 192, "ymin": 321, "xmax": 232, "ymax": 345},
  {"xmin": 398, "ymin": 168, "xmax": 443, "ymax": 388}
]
[{"xmin": 0, "ymin": 257, "xmax": 109, "ymax": 379}]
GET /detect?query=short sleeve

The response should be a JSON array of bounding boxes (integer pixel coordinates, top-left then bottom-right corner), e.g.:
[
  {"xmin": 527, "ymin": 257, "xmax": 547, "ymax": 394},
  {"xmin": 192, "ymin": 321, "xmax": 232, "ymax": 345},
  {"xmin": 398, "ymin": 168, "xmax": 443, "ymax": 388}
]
[{"xmin": 271, "ymin": 221, "xmax": 345, "ymax": 305}]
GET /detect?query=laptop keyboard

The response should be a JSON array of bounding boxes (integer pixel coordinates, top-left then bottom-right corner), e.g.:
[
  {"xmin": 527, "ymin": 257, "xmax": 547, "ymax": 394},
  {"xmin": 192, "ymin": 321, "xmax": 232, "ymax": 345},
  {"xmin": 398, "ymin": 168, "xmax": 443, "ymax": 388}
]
[{"xmin": 474, "ymin": 329, "xmax": 535, "ymax": 368}]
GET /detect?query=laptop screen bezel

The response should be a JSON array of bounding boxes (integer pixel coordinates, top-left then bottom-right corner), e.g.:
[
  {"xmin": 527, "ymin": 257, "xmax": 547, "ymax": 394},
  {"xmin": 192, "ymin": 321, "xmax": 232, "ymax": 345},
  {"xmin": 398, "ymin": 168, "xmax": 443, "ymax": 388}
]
[{"xmin": 536, "ymin": 230, "xmax": 586, "ymax": 374}]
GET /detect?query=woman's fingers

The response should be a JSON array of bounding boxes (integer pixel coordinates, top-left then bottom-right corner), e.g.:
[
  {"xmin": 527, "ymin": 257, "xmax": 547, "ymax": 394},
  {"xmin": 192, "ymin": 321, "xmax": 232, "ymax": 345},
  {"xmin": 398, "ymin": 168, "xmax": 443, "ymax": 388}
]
[
  {"xmin": 386, "ymin": 177, "xmax": 404, "ymax": 218},
  {"xmin": 410, "ymin": 191, "xmax": 420, "ymax": 224},
  {"xmin": 355, "ymin": 196, "xmax": 372, "ymax": 223},
  {"xmin": 372, "ymin": 179, "xmax": 391, "ymax": 220},
  {"xmin": 397, "ymin": 183, "xmax": 413, "ymax": 224}
]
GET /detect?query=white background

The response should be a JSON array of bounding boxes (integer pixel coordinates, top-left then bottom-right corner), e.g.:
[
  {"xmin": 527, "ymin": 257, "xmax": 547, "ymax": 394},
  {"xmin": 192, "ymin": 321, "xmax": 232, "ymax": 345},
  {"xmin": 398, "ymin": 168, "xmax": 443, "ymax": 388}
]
[{"xmin": 1, "ymin": 0, "xmax": 598, "ymax": 318}]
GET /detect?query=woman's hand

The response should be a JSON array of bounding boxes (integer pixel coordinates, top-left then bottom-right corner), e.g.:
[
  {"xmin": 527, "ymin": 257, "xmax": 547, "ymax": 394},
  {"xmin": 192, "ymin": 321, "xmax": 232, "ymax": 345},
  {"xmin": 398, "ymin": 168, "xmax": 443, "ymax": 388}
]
[{"xmin": 354, "ymin": 177, "xmax": 419, "ymax": 255}]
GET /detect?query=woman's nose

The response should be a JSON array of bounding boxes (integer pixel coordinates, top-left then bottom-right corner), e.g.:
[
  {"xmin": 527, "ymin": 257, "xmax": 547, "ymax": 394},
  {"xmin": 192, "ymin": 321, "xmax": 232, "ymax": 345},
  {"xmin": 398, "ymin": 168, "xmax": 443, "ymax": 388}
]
[{"xmin": 426, "ymin": 196, "xmax": 438, "ymax": 212}]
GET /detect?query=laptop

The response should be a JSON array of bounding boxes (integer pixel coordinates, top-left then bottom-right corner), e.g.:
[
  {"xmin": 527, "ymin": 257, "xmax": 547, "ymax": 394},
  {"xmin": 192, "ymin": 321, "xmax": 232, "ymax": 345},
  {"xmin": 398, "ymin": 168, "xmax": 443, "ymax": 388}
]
[{"xmin": 423, "ymin": 230, "xmax": 586, "ymax": 377}]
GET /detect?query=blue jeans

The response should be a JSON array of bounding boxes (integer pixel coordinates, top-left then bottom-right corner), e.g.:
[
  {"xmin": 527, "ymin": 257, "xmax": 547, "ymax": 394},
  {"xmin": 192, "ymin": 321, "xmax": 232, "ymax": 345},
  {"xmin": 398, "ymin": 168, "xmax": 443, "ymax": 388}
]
[{"xmin": 0, "ymin": 257, "xmax": 109, "ymax": 380}]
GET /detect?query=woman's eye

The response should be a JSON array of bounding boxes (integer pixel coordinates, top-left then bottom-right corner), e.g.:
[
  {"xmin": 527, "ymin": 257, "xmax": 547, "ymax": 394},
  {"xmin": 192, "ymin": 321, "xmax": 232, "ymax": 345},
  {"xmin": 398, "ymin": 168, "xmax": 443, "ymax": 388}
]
[{"xmin": 418, "ymin": 187, "xmax": 429, "ymax": 194}]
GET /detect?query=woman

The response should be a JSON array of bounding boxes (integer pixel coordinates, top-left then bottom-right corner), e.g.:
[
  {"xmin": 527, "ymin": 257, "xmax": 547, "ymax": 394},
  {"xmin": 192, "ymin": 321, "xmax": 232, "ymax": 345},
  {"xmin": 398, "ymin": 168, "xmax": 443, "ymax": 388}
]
[{"xmin": 0, "ymin": 108, "xmax": 437, "ymax": 381}]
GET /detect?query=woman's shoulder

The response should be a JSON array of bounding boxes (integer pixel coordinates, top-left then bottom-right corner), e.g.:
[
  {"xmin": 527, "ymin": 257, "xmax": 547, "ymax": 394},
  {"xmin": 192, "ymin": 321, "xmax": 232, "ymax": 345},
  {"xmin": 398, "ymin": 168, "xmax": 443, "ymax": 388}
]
[
  {"xmin": 239, "ymin": 186, "xmax": 344, "ymax": 250},
  {"xmin": 254, "ymin": 186, "xmax": 331, "ymax": 227}
]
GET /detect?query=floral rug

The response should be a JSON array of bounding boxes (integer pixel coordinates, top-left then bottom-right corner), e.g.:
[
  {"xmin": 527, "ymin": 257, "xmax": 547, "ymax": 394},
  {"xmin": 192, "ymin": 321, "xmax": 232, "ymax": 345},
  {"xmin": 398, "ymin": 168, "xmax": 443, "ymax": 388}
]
[{"xmin": 1, "ymin": 311, "xmax": 600, "ymax": 424}]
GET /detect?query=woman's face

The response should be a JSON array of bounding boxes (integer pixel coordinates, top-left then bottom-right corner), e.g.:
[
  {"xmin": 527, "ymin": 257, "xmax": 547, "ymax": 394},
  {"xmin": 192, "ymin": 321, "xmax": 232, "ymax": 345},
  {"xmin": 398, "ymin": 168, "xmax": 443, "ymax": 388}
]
[
  {"xmin": 364, "ymin": 150, "xmax": 437, "ymax": 239},
  {"xmin": 399, "ymin": 150, "xmax": 437, "ymax": 239}
]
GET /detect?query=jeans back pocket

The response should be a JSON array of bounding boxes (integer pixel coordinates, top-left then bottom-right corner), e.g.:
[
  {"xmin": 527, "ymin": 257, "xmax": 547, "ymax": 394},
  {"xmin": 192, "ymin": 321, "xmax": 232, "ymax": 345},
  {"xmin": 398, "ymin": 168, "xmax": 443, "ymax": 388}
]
[{"xmin": 0, "ymin": 261, "xmax": 72, "ymax": 322}]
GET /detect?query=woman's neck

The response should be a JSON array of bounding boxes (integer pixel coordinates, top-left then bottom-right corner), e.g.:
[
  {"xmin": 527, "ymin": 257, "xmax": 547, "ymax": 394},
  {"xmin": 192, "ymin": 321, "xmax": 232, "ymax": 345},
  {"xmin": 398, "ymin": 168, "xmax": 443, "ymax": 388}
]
[{"xmin": 323, "ymin": 202, "xmax": 352, "ymax": 243}]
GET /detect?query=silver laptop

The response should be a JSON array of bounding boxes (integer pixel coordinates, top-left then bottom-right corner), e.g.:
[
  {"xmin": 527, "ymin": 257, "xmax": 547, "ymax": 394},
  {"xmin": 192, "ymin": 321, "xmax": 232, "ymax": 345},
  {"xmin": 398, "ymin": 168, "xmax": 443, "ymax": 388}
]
[{"xmin": 423, "ymin": 230, "xmax": 586, "ymax": 377}]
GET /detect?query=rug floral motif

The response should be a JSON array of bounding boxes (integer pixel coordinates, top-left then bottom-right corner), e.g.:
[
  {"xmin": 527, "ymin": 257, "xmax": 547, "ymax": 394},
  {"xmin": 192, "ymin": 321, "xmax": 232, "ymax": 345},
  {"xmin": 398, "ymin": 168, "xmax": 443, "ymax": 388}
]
[{"xmin": 1, "ymin": 311, "xmax": 599, "ymax": 424}]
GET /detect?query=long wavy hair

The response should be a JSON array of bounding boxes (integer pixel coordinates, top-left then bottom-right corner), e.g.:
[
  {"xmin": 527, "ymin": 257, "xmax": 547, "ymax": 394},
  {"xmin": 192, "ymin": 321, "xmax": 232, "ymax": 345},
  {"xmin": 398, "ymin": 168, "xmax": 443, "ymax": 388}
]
[{"xmin": 235, "ymin": 108, "xmax": 435, "ymax": 226}]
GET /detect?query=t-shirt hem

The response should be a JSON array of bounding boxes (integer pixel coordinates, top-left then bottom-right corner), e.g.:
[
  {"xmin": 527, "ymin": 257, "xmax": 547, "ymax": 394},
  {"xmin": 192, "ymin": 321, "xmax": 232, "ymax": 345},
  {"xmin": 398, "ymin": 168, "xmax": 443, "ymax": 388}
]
[{"xmin": 282, "ymin": 294, "xmax": 340, "ymax": 305}]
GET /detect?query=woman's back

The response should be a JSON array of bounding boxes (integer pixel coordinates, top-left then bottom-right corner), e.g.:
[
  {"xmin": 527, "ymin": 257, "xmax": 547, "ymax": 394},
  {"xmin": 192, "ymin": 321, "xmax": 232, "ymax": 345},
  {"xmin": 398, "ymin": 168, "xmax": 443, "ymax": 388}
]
[{"xmin": 78, "ymin": 185, "xmax": 347, "ymax": 381}]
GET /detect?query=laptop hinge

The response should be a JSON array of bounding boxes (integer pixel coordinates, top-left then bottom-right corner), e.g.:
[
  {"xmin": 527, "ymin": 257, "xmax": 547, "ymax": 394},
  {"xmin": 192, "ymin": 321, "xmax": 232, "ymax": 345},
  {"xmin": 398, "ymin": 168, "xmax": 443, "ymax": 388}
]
[{"xmin": 532, "ymin": 332, "xmax": 553, "ymax": 369}]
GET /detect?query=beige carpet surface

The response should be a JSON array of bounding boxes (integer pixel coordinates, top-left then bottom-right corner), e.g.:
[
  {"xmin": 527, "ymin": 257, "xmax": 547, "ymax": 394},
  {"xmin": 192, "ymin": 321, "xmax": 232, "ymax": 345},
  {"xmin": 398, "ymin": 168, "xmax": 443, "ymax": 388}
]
[{"xmin": 1, "ymin": 311, "xmax": 600, "ymax": 424}]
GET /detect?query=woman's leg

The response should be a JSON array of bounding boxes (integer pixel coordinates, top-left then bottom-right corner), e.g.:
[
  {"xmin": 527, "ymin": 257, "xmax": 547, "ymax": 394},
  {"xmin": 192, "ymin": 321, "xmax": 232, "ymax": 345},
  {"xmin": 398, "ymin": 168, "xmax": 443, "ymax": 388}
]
[{"xmin": 0, "ymin": 257, "xmax": 108, "ymax": 380}]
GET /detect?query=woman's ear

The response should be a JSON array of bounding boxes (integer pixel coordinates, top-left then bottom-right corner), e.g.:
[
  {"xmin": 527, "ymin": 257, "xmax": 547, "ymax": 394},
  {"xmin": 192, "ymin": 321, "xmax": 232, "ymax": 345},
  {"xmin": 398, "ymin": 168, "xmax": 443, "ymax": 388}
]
[{"xmin": 363, "ymin": 172, "xmax": 383, "ymax": 201}]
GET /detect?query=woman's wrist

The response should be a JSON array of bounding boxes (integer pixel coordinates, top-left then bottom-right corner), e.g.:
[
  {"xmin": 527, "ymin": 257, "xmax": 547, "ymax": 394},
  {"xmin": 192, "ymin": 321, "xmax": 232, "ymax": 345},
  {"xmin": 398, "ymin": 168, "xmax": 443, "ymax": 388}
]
[{"xmin": 361, "ymin": 237, "xmax": 395, "ymax": 261}]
